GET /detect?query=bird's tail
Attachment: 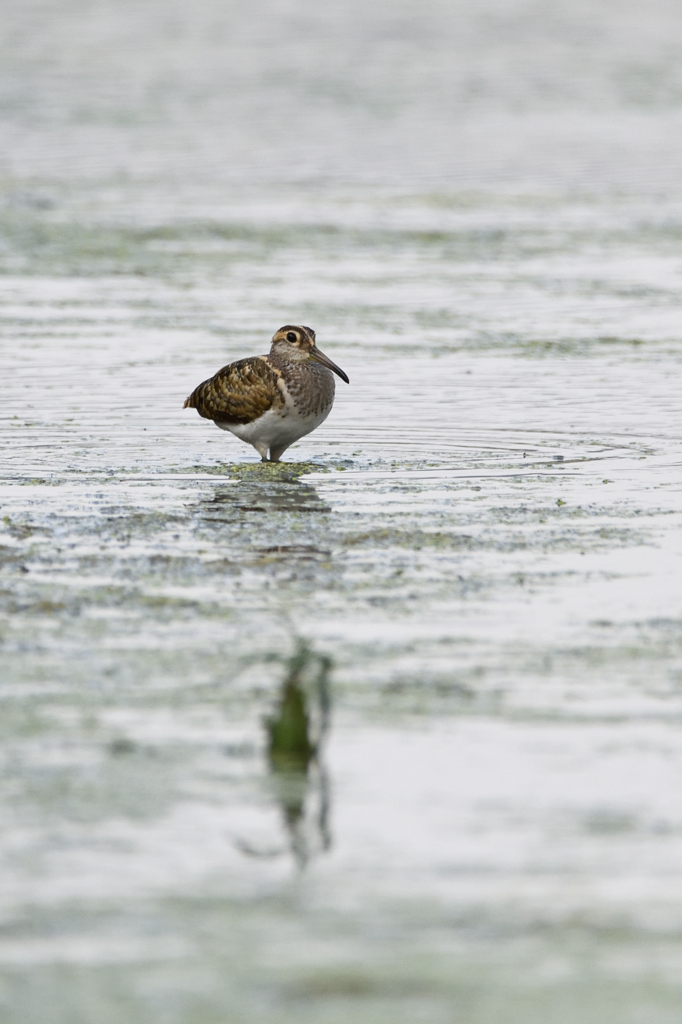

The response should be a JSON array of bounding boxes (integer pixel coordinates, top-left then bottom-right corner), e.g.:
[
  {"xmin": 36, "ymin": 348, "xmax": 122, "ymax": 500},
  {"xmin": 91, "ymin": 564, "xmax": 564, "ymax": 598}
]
[{"xmin": 183, "ymin": 379, "xmax": 216, "ymax": 418}]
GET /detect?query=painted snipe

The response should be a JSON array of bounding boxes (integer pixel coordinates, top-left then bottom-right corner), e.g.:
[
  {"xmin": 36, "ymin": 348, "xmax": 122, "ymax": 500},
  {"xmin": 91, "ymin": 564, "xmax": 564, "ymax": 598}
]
[{"xmin": 183, "ymin": 325, "xmax": 349, "ymax": 462}]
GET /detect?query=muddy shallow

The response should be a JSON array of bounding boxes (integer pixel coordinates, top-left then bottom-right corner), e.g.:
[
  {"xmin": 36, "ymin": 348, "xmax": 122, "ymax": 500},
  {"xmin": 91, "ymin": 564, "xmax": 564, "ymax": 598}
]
[{"xmin": 3, "ymin": 1, "xmax": 682, "ymax": 1021}]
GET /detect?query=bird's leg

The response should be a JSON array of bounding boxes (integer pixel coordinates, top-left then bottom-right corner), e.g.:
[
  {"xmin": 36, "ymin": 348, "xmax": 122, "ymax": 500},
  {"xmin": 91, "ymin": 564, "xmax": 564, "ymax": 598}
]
[
  {"xmin": 252, "ymin": 440, "xmax": 269, "ymax": 461},
  {"xmin": 268, "ymin": 443, "xmax": 290, "ymax": 463}
]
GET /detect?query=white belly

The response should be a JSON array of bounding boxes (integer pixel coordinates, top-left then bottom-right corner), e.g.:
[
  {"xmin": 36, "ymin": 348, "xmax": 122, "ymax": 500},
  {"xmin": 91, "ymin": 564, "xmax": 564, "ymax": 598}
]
[{"xmin": 217, "ymin": 403, "xmax": 331, "ymax": 450}]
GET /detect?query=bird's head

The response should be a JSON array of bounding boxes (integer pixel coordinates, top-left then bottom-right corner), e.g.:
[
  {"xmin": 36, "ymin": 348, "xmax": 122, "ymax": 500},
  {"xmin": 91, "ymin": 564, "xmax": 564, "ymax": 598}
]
[{"xmin": 271, "ymin": 325, "xmax": 349, "ymax": 383}]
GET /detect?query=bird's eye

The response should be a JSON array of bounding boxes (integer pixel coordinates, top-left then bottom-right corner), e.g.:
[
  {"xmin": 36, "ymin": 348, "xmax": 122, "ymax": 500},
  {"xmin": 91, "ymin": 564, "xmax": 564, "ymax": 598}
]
[{"xmin": 286, "ymin": 331, "xmax": 297, "ymax": 343}]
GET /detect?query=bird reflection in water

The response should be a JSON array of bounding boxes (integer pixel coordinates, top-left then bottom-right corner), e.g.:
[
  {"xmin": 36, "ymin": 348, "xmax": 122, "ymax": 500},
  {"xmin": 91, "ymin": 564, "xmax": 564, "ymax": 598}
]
[
  {"xmin": 237, "ymin": 641, "xmax": 332, "ymax": 868},
  {"xmin": 204, "ymin": 463, "xmax": 332, "ymax": 519}
]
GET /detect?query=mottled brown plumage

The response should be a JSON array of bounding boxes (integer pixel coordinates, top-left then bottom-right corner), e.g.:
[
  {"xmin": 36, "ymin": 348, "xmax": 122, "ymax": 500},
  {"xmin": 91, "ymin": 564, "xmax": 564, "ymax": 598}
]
[
  {"xmin": 183, "ymin": 325, "xmax": 349, "ymax": 462},
  {"xmin": 184, "ymin": 356, "xmax": 284, "ymax": 425}
]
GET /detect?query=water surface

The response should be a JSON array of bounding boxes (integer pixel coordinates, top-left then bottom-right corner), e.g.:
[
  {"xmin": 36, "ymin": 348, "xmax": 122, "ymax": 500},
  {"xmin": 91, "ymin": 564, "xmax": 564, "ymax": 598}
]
[{"xmin": 2, "ymin": 1, "xmax": 682, "ymax": 1021}]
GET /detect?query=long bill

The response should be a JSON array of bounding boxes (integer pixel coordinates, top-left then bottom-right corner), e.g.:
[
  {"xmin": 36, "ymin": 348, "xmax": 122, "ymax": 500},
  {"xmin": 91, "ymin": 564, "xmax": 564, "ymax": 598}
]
[{"xmin": 310, "ymin": 346, "xmax": 350, "ymax": 384}]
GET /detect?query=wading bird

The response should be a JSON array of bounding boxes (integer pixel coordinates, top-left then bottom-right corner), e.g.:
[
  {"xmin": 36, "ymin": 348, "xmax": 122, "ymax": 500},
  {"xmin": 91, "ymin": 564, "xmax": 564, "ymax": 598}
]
[{"xmin": 184, "ymin": 325, "xmax": 349, "ymax": 462}]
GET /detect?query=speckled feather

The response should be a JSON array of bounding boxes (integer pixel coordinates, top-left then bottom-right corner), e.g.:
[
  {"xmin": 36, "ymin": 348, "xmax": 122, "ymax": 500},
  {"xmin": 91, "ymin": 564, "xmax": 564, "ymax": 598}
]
[
  {"xmin": 267, "ymin": 352, "xmax": 335, "ymax": 419},
  {"xmin": 183, "ymin": 356, "xmax": 284, "ymax": 424}
]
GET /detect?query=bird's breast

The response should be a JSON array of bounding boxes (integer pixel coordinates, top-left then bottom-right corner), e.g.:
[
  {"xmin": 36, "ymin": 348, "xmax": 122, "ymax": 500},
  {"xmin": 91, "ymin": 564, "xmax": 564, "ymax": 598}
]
[{"xmin": 279, "ymin": 363, "xmax": 335, "ymax": 419}]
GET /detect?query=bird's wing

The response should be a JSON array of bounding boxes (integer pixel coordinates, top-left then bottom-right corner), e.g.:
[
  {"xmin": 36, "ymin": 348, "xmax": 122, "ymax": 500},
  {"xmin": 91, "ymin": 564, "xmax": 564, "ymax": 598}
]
[{"xmin": 183, "ymin": 357, "xmax": 283, "ymax": 424}]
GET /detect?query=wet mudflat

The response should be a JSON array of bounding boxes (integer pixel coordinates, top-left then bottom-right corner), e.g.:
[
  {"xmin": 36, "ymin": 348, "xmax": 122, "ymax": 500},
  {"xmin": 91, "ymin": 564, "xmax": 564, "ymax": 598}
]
[{"xmin": 3, "ymin": 1, "xmax": 682, "ymax": 1021}]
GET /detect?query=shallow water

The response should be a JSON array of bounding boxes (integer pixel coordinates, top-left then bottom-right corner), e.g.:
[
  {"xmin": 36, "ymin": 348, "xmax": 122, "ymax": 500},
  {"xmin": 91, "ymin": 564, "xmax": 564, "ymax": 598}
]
[{"xmin": 3, "ymin": 1, "xmax": 682, "ymax": 1021}]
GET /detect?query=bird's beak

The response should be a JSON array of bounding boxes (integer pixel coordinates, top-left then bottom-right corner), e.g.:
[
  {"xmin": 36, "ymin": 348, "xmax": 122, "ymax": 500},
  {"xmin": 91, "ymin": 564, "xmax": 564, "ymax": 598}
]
[{"xmin": 309, "ymin": 345, "xmax": 349, "ymax": 384}]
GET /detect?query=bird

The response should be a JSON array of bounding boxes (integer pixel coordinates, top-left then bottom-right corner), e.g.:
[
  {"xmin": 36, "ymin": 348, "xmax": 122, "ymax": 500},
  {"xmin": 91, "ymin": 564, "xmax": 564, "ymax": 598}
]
[{"xmin": 183, "ymin": 325, "xmax": 349, "ymax": 463}]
